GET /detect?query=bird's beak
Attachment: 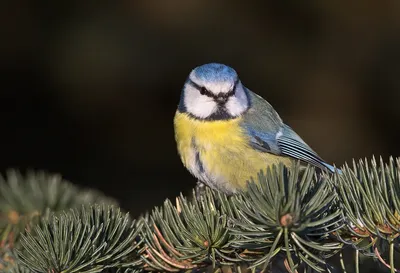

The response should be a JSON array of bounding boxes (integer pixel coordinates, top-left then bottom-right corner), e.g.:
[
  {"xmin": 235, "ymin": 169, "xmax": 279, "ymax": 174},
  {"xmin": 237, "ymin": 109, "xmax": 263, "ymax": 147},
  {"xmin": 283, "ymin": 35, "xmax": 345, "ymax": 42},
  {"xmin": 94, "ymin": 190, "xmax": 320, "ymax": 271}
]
[{"xmin": 215, "ymin": 97, "xmax": 228, "ymax": 105}]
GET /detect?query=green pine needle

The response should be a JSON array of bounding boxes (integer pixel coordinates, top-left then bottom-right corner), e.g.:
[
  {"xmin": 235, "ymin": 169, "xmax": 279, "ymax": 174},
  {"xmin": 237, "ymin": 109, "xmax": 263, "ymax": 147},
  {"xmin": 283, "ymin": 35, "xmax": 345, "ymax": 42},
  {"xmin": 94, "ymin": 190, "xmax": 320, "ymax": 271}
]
[
  {"xmin": 16, "ymin": 205, "xmax": 143, "ymax": 273},
  {"xmin": 0, "ymin": 169, "xmax": 117, "ymax": 213},
  {"xmin": 2, "ymin": 157, "xmax": 400, "ymax": 272},
  {"xmin": 0, "ymin": 170, "xmax": 117, "ymax": 247},
  {"xmin": 332, "ymin": 157, "xmax": 400, "ymax": 272},
  {"xmin": 229, "ymin": 163, "xmax": 344, "ymax": 272},
  {"xmin": 141, "ymin": 189, "xmax": 238, "ymax": 272}
]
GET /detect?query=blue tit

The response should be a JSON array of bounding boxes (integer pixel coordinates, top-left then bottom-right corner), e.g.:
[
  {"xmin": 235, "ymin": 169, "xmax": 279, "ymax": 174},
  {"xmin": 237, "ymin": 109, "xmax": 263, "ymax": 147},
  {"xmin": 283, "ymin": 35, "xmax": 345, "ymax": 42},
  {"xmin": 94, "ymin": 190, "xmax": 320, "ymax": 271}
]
[{"xmin": 174, "ymin": 63, "xmax": 337, "ymax": 194}]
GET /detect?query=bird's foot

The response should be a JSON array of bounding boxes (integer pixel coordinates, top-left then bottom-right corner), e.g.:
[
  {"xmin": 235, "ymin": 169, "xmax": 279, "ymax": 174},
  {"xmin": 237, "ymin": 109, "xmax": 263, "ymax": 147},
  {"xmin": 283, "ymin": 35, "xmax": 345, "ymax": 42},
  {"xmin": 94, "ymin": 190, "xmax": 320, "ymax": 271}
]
[{"xmin": 195, "ymin": 181, "xmax": 207, "ymax": 200}]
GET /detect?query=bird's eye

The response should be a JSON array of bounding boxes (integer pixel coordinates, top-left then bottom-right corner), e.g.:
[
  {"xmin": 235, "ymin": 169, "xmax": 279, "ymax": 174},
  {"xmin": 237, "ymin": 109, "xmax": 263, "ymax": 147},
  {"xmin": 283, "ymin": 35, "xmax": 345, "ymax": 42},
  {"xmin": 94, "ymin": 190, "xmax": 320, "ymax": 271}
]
[{"xmin": 199, "ymin": 87, "xmax": 207, "ymax": 95}]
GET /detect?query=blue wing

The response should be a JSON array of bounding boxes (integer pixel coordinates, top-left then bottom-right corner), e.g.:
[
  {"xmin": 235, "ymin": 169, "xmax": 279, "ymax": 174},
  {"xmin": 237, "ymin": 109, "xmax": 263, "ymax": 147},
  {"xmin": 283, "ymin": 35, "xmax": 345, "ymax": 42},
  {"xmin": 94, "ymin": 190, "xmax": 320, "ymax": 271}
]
[
  {"xmin": 277, "ymin": 125, "xmax": 337, "ymax": 172},
  {"xmin": 246, "ymin": 123, "xmax": 337, "ymax": 172},
  {"xmin": 241, "ymin": 91, "xmax": 338, "ymax": 172}
]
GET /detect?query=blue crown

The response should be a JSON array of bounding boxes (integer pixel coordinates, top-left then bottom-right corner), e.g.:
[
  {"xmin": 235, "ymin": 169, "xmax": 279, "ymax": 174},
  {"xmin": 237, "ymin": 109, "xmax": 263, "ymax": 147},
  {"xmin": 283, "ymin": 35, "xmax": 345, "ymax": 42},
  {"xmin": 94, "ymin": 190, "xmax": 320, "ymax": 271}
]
[{"xmin": 192, "ymin": 63, "xmax": 237, "ymax": 83}]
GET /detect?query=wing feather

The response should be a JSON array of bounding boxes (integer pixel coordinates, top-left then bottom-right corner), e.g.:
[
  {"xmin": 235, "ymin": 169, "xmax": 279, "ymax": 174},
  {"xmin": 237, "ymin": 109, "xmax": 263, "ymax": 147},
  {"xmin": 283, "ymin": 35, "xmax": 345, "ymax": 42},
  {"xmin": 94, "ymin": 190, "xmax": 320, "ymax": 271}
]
[
  {"xmin": 277, "ymin": 125, "xmax": 336, "ymax": 172},
  {"xmin": 241, "ymin": 91, "xmax": 338, "ymax": 173}
]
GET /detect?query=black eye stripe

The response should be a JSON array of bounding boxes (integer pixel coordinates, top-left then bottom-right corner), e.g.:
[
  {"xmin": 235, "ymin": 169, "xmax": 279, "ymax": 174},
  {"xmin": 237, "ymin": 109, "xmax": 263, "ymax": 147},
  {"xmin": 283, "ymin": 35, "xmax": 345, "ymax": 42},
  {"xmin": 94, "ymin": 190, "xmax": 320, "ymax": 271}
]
[
  {"xmin": 187, "ymin": 79, "xmax": 202, "ymax": 90},
  {"xmin": 188, "ymin": 80, "xmax": 214, "ymax": 97},
  {"xmin": 188, "ymin": 78, "xmax": 239, "ymax": 99}
]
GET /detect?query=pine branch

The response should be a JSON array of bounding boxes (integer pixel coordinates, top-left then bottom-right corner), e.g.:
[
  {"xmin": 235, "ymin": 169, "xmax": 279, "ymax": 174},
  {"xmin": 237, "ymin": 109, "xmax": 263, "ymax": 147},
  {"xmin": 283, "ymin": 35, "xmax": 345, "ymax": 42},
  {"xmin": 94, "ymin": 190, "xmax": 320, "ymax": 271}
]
[
  {"xmin": 332, "ymin": 157, "xmax": 400, "ymax": 273},
  {"xmin": 0, "ymin": 170, "xmax": 119, "ymax": 273},
  {"xmin": 140, "ymin": 163, "xmax": 344, "ymax": 272},
  {"xmin": 3, "ymin": 157, "xmax": 400, "ymax": 273},
  {"xmin": 228, "ymin": 163, "xmax": 344, "ymax": 273},
  {"xmin": 16, "ymin": 205, "xmax": 143, "ymax": 273},
  {"xmin": 0, "ymin": 170, "xmax": 117, "ymax": 248},
  {"xmin": 140, "ymin": 189, "xmax": 237, "ymax": 272}
]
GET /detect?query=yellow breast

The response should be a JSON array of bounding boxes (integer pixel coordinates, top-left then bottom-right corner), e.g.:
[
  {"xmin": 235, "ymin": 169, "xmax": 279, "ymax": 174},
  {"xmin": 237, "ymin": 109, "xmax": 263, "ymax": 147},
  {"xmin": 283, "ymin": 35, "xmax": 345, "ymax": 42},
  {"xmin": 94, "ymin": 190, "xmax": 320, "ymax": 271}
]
[{"xmin": 174, "ymin": 111, "xmax": 292, "ymax": 193}]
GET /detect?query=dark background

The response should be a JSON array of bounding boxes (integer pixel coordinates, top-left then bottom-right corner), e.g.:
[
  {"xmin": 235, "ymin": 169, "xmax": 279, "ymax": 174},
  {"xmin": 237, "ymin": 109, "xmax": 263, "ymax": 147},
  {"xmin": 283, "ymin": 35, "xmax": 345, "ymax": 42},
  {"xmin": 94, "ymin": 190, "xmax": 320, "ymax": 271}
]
[{"xmin": 2, "ymin": 1, "xmax": 400, "ymax": 217}]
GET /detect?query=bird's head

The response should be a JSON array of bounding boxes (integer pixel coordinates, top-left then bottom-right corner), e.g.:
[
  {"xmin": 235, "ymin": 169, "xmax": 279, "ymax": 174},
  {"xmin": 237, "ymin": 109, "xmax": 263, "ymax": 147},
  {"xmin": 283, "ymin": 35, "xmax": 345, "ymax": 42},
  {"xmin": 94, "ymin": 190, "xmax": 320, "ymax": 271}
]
[{"xmin": 179, "ymin": 63, "xmax": 250, "ymax": 120}]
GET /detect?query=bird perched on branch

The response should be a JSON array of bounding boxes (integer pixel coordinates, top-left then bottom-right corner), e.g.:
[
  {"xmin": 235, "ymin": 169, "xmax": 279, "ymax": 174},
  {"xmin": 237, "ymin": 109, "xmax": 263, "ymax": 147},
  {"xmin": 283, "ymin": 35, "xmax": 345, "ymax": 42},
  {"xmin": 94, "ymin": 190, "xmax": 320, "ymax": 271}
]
[{"xmin": 174, "ymin": 63, "xmax": 337, "ymax": 194}]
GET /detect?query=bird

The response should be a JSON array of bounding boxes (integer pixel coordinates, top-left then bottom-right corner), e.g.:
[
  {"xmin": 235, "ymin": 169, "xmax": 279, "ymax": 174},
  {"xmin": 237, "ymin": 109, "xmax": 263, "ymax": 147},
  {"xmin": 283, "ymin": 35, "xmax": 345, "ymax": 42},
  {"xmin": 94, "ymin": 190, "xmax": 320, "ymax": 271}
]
[{"xmin": 174, "ymin": 63, "xmax": 337, "ymax": 194}]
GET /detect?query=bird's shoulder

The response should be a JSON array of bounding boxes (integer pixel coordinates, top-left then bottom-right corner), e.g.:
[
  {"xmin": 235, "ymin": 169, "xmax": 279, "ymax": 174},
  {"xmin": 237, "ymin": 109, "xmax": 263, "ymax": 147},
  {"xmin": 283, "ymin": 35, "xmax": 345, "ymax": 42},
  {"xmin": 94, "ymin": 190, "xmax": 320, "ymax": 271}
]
[
  {"xmin": 241, "ymin": 90, "xmax": 283, "ymax": 132},
  {"xmin": 239, "ymin": 90, "xmax": 283, "ymax": 153}
]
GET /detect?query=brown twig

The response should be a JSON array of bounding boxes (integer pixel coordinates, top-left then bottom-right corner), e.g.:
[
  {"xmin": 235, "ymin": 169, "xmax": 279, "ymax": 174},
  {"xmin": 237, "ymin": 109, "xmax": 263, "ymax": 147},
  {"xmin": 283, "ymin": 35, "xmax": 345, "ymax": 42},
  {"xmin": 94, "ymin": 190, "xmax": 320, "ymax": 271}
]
[
  {"xmin": 371, "ymin": 237, "xmax": 399, "ymax": 273},
  {"xmin": 146, "ymin": 247, "xmax": 193, "ymax": 272},
  {"xmin": 153, "ymin": 224, "xmax": 185, "ymax": 257},
  {"xmin": 147, "ymin": 226, "xmax": 201, "ymax": 271},
  {"xmin": 284, "ymin": 258, "xmax": 298, "ymax": 273}
]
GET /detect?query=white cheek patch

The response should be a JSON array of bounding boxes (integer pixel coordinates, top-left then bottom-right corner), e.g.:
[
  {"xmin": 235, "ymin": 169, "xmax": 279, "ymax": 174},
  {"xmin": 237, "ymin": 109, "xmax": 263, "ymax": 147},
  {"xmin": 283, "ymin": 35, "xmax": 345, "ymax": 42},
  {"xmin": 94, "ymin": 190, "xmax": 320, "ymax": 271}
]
[
  {"xmin": 225, "ymin": 97, "xmax": 247, "ymax": 116},
  {"xmin": 225, "ymin": 84, "xmax": 249, "ymax": 117},
  {"xmin": 184, "ymin": 86, "xmax": 217, "ymax": 118}
]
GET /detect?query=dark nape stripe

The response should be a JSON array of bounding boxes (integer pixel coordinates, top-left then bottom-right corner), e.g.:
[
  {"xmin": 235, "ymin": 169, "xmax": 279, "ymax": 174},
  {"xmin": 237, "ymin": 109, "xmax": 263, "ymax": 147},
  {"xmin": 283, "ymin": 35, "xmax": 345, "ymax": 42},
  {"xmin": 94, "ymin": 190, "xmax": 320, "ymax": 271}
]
[
  {"xmin": 178, "ymin": 86, "xmax": 187, "ymax": 113},
  {"xmin": 231, "ymin": 78, "xmax": 240, "ymax": 95}
]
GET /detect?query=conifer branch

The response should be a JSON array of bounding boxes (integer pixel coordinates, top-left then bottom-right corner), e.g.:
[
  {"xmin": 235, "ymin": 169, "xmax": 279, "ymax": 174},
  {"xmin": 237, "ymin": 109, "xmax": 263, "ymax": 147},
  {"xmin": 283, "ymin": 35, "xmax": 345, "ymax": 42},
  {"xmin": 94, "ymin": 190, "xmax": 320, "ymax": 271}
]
[
  {"xmin": 16, "ymin": 205, "xmax": 143, "ymax": 273},
  {"xmin": 139, "ymin": 163, "xmax": 344, "ymax": 272},
  {"xmin": 1, "ymin": 158, "xmax": 399, "ymax": 272},
  {"xmin": 228, "ymin": 163, "xmax": 344, "ymax": 273},
  {"xmin": 0, "ymin": 170, "xmax": 117, "ymax": 246},
  {"xmin": 140, "ymin": 189, "xmax": 238, "ymax": 272},
  {"xmin": 0, "ymin": 170, "xmax": 118, "ymax": 272},
  {"xmin": 332, "ymin": 157, "xmax": 400, "ymax": 273}
]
